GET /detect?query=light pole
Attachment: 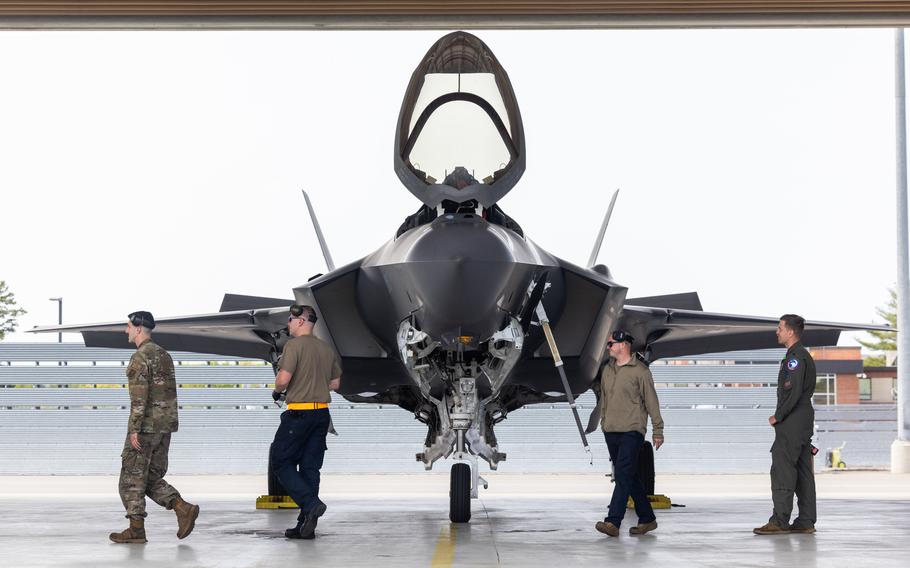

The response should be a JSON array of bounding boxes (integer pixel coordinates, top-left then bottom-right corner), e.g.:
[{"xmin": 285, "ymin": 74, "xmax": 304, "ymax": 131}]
[
  {"xmin": 893, "ymin": 29, "xmax": 910, "ymax": 473},
  {"xmin": 48, "ymin": 297, "xmax": 62, "ymax": 343}
]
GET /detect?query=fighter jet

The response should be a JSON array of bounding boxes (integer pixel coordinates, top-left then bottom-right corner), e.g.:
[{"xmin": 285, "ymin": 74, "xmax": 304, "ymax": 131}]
[{"xmin": 33, "ymin": 31, "xmax": 889, "ymax": 523}]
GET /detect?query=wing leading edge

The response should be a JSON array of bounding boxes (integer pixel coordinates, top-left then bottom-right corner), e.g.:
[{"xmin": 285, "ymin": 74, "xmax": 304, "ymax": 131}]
[
  {"xmin": 30, "ymin": 260, "xmax": 415, "ymax": 401},
  {"xmin": 30, "ymin": 307, "xmax": 291, "ymax": 360},
  {"xmin": 619, "ymin": 305, "xmax": 892, "ymax": 361}
]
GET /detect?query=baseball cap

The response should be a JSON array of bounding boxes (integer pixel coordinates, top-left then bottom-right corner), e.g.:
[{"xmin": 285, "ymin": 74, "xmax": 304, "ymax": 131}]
[{"xmin": 608, "ymin": 330, "xmax": 634, "ymax": 345}]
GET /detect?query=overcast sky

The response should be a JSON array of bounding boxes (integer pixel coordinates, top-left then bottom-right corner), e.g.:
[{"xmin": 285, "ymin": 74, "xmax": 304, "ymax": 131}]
[{"xmin": 0, "ymin": 28, "xmax": 900, "ymax": 348}]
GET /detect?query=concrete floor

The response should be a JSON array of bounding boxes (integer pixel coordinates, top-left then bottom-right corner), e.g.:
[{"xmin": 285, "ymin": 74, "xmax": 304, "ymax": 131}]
[{"xmin": 2, "ymin": 473, "xmax": 909, "ymax": 567}]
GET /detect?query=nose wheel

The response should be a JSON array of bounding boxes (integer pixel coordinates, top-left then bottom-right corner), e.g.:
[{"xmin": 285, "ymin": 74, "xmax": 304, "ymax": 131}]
[
  {"xmin": 449, "ymin": 463, "xmax": 472, "ymax": 523},
  {"xmin": 448, "ymin": 458, "xmax": 490, "ymax": 523}
]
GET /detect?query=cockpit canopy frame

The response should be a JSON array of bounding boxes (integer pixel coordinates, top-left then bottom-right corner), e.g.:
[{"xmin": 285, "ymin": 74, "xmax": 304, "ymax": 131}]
[{"xmin": 394, "ymin": 31, "xmax": 526, "ymax": 208}]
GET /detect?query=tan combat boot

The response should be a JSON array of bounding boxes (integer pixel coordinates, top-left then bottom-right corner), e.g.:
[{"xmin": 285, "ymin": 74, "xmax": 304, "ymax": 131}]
[
  {"xmin": 629, "ymin": 520, "xmax": 658, "ymax": 535},
  {"xmin": 595, "ymin": 521, "xmax": 620, "ymax": 537},
  {"xmin": 173, "ymin": 497, "xmax": 200, "ymax": 539},
  {"xmin": 109, "ymin": 517, "xmax": 147, "ymax": 544},
  {"xmin": 753, "ymin": 522, "xmax": 790, "ymax": 535}
]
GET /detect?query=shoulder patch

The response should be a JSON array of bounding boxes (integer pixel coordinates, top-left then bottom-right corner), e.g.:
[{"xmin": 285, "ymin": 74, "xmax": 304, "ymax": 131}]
[{"xmin": 787, "ymin": 358, "xmax": 799, "ymax": 371}]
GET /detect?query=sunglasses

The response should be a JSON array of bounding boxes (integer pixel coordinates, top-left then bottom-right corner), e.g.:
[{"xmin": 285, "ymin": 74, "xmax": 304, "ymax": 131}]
[{"xmin": 288, "ymin": 316, "xmax": 304, "ymax": 322}]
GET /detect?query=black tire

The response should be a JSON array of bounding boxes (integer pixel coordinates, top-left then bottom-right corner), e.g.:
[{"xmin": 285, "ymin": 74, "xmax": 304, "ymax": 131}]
[
  {"xmin": 267, "ymin": 442, "xmax": 287, "ymax": 496},
  {"xmin": 637, "ymin": 441, "xmax": 656, "ymax": 496},
  {"xmin": 449, "ymin": 463, "xmax": 472, "ymax": 523}
]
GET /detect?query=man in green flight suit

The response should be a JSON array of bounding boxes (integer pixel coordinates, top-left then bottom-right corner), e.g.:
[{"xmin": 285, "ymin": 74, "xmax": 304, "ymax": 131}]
[
  {"xmin": 109, "ymin": 311, "xmax": 200, "ymax": 544},
  {"xmin": 754, "ymin": 314, "xmax": 817, "ymax": 535}
]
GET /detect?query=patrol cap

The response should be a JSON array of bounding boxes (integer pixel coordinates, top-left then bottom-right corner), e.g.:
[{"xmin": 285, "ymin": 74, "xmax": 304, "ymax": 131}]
[
  {"xmin": 608, "ymin": 330, "xmax": 634, "ymax": 345},
  {"xmin": 127, "ymin": 311, "xmax": 156, "ymax": 330}
]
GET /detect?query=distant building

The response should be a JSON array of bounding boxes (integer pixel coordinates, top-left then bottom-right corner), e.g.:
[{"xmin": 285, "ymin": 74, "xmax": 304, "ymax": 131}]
[
  {"xmin": 808, "ymin": 346, "xmax": 896, "ymax": 405},
  {"xmin": 863, "ymin": 365, "xmax": 898, "ymax": 404}
]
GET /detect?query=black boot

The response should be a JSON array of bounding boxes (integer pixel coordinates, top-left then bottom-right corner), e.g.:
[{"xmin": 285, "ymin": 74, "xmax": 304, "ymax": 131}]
[
  {"xmin": 298, "ymin": 500, "xmax": 327, "ymax": 538},
  {"xmin": 285, "ymin": 519, "xmax": 314, "ymax": 540}
]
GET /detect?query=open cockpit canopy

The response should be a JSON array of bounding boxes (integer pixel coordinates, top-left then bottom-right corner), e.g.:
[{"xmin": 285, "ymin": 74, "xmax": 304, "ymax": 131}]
[{"xmin": 394, "ymin": 32, "xmax": 526, "ymax": 208}]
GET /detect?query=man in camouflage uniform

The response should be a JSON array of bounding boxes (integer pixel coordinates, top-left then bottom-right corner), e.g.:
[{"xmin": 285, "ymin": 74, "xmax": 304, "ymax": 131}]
[{"xmin": 109, "ymin": 311, "xmax": 200, "ymax": 544}]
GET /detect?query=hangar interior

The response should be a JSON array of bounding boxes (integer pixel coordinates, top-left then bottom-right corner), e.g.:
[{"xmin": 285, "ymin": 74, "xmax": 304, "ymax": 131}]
[{"xmin": 1, "ymin": 2, "xmax": 908, "ymax": 566}]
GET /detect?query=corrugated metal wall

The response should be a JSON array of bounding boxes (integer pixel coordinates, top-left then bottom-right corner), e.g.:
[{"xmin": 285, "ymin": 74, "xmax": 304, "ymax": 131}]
[{"xmin": 0, "ymin": 343, "xmax": 896, "ymax": 474}]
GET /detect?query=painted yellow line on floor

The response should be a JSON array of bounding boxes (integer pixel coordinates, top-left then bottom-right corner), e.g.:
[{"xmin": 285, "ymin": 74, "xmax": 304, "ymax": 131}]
[{"xmin": 430, "ymin": 523, "xmax": 456, "ymax": 567}]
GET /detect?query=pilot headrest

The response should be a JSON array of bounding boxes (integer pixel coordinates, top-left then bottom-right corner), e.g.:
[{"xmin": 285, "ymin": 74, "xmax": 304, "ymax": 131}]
[{"xmin": 442, "ymin": 167, "xmax": 478, "ymax": 190}]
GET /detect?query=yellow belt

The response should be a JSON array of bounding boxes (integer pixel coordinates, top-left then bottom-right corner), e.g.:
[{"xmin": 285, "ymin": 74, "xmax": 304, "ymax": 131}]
[{"xmin": 287, "ymin": 402, "xmax": 329, "ymax": 410}]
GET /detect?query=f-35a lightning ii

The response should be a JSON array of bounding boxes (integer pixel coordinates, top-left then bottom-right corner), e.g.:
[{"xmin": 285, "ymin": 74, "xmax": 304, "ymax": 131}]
[{"xmin": 33, "ymin": 32, "xmax": 888, "ymax": 523}]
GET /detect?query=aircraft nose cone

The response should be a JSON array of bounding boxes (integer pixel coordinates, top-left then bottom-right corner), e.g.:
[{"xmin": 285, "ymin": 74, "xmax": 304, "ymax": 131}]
[{"xmin": 405, "ymin": 213, "xmax": 522, "ymax": 346}]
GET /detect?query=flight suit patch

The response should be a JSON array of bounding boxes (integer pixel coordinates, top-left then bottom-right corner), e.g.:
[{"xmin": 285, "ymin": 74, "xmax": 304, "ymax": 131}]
[
  {"xmin": 787, "ymin": 358, "xmax": 799, "ymax": 371},
  {"xmin": 783, "ymin": 380, "xmax": 793, "ymax": 389}
]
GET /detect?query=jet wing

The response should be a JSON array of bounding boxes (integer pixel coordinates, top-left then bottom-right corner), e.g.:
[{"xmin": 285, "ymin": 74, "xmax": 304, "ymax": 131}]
[
  {"xmin": 31, "ymin": 260, "xmax": 414, "ymax": 404},
  {"xmin": 507, "ymin": 263, "xmax": 890, "ymax": 407},
  {"xmin": 574, "ymin": 303, "xmax": 892, "ymax": 434},
  {"xmin": 30, "ymin": 307, "xmax": 291, "ymax": 360},
  {"xmin": 618, "ymin": 305, "xmax": 892, "ymax": 361}
]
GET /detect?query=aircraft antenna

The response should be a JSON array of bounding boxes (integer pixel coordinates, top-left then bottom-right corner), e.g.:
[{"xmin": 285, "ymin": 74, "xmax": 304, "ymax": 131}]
[
  {"xmin": 587, "ymin": 188, "xmax": 620, "ymax": 268},
  {"xmin": 301, "ymin": 190, "xmax": 336, "ymax": 272}
]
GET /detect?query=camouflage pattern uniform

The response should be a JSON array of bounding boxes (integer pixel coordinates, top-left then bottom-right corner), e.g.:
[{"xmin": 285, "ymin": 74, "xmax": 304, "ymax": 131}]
[{"xmin": 119, "ymin": 339, "xmax": 182, "ymax": 519}]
